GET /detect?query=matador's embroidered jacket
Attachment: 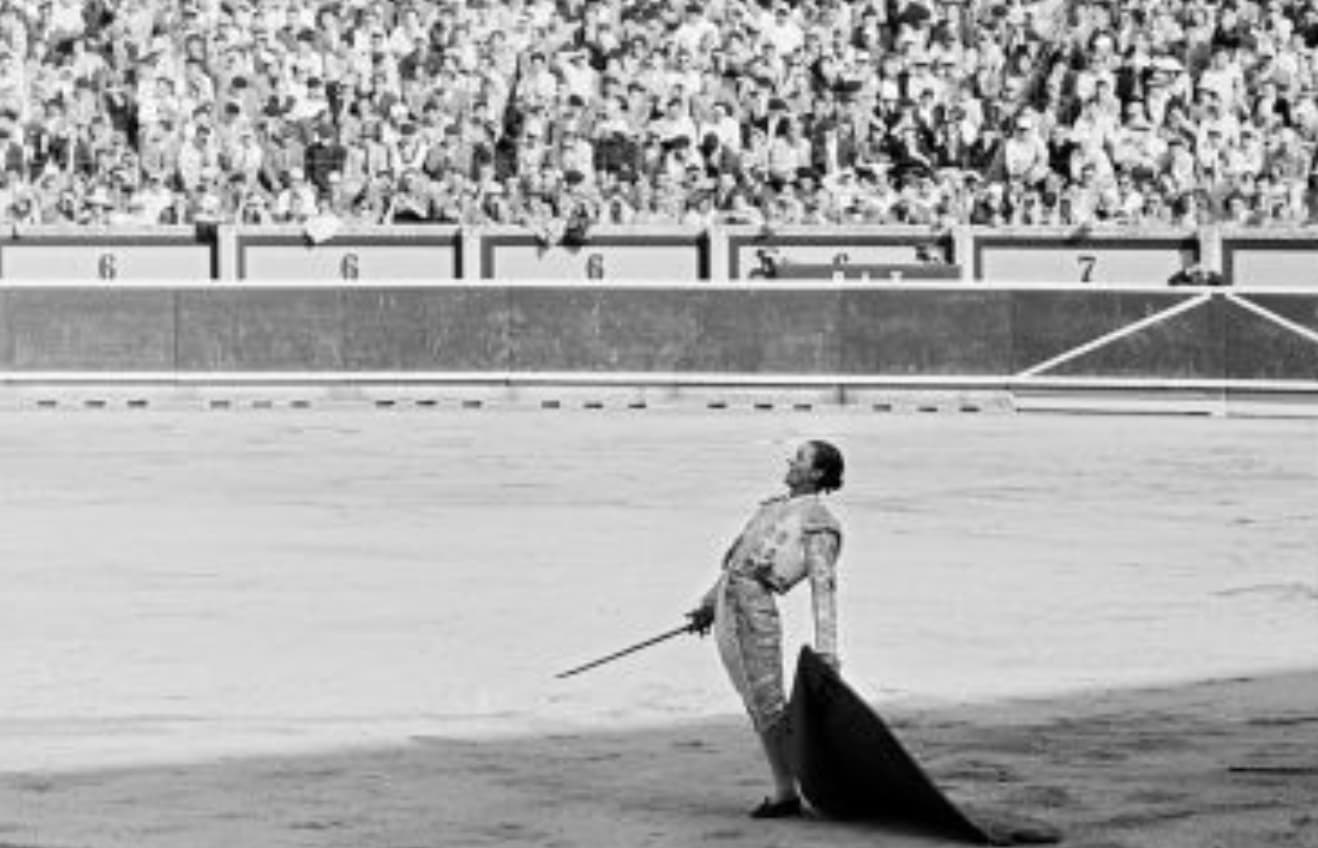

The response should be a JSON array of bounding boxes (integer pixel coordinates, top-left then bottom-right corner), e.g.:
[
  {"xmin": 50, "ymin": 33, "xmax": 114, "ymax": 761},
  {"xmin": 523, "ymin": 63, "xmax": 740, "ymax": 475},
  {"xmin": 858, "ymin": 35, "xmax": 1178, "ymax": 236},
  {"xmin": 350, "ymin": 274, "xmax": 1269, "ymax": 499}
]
[{"xmin": 705, "ymin": 493, "xmax": 843, "ymax": 731}]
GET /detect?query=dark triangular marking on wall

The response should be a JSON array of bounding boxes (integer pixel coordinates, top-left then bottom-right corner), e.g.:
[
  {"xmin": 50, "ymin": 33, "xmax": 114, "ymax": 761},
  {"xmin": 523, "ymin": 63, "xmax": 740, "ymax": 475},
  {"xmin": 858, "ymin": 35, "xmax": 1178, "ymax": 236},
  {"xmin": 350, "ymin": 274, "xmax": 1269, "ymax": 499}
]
[
  {"xmin": 1225, "ymin": 298, "xmax": 1318, "ymax": 381},
  {"xmin": 1040, "ymin": 295, "xmax": 1224, "ymax": 379},
  {"xmin": 1233, "ymin": 294, "xmax": 1318, "ymax": 336},
  {"xmin": 1010, "ymin": 291, "xmax": 1201, "ymax": 374}
]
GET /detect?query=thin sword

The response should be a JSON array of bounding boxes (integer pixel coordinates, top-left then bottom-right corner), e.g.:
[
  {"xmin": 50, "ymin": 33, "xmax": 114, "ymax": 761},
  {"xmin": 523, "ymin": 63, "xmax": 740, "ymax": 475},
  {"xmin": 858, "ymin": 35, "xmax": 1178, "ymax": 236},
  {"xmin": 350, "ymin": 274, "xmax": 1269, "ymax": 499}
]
[{"xmin": 555, "ymin": 623, "xmax": 696, "ymax": 679}]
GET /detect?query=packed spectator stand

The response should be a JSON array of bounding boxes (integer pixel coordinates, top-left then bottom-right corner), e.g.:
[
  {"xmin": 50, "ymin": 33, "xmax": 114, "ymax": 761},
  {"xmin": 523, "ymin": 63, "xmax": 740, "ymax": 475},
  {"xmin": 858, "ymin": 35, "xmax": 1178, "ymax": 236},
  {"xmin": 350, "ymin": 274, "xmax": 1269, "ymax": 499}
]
[{"xmin": 1, "ymin": 0, "xmax": 1316, "ymax": 231}]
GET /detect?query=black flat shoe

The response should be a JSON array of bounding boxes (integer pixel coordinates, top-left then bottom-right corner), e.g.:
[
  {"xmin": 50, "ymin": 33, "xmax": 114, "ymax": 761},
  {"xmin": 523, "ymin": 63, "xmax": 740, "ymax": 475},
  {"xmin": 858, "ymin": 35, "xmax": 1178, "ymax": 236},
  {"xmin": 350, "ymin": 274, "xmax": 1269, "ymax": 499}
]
[{"xmin": 749, "ymin": 796, "xmax": 803, "ymax": 819}]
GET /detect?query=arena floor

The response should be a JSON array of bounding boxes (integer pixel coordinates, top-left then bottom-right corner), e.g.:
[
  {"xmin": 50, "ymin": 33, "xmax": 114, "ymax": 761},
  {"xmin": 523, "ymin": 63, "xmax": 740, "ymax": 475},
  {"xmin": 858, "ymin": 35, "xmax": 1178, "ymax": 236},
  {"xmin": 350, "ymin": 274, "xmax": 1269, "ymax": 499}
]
[{"xmin": 1, "ymin": 407, "xmax": 1315, "ymax": 847}]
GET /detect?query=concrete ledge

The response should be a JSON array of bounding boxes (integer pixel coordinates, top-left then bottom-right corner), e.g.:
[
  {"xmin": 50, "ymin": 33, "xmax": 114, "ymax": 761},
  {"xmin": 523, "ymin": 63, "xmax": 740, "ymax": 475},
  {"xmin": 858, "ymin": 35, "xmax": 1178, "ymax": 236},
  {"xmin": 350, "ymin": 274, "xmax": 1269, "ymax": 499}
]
[
  {"xmin": 3, "ymin": 376, "xmax": 1315, "ymax": 417},
  {"xmin": 0, "ymin": 379, "xmax": 1012, "ymax": 414}
]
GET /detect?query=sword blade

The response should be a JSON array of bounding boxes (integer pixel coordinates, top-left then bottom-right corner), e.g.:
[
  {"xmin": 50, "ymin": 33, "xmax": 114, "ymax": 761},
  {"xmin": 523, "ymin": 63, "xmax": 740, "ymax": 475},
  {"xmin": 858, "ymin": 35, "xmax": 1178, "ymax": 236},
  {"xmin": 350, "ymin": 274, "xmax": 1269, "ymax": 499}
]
[{"xmin": 555, "ymin": 623, "xmax": 693, "ymax": 679}]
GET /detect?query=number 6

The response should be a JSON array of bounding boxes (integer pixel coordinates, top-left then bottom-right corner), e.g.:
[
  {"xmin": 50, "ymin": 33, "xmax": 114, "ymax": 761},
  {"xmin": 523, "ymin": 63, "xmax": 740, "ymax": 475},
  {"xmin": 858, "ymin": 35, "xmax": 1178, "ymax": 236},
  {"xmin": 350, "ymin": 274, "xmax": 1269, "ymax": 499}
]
[
  {"xmin": 97, "ymin": 253, "xmax": 118, "ymax": 280},
  {"xmin": 340, "ymin": 253, "xmax": 360, "ymax": 280}
]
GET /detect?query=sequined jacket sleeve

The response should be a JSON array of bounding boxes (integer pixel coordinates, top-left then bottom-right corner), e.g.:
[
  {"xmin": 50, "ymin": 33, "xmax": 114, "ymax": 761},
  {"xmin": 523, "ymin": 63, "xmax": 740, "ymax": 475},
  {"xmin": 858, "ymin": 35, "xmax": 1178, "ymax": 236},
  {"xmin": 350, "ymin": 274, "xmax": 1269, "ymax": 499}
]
[{"xmin": 805, "ymin": 528, "xmax": 841, "ymax": 658}]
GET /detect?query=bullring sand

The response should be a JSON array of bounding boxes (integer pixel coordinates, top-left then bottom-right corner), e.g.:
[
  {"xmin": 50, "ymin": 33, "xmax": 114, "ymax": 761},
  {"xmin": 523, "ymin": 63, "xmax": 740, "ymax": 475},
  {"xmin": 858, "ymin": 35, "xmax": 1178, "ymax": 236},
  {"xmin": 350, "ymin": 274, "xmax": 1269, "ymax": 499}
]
[{"xmin": 0, "ymin": 408, "xmax": 1315, "ymax": 847}]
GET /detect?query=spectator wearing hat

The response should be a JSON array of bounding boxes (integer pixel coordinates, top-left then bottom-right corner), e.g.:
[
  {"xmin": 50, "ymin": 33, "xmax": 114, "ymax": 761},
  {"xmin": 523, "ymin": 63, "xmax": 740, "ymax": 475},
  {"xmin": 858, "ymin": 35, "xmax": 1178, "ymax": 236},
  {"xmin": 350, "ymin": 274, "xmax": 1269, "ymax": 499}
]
[
  {"xmin": 1145, "ymin": 55, "xmax": 1189, "ymax": 126},
  {"xmin": 273, "ymin": 164, "xmax": 318, "ymax": 222},
  {"xmin": 83, "ymin": 182, "xmax": 117, "ymax": 226},
  {"xmin": 996, "ymin": 111, "xmax": 1050, "ymax": 187}
]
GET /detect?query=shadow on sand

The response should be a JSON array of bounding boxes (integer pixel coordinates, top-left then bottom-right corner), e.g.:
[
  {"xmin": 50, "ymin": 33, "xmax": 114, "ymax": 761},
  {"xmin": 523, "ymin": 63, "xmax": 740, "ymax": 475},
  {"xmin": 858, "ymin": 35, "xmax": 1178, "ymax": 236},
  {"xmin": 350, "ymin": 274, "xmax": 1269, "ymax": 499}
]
[{"xmin": 2, "ymin": 669, "xmax": 1317, "ymax": 848}]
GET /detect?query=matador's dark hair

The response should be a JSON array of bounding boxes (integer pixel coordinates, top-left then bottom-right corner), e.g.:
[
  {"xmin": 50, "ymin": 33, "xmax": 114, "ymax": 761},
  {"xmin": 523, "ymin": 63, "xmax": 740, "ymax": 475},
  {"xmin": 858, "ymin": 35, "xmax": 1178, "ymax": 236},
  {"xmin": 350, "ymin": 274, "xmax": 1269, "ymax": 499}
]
[{"xmin": 809, "ymin": 440, "xmax": 845, "ymax": 493}]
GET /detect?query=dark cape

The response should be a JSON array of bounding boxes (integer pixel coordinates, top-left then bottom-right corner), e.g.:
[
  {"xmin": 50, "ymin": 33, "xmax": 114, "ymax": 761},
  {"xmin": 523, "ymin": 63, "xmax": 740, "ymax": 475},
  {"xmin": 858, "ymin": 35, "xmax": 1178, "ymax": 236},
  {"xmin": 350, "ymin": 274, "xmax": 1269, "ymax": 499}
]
[{"xmin": 788, "ymin": 646, "xmax": 1063, "ymax": 845}]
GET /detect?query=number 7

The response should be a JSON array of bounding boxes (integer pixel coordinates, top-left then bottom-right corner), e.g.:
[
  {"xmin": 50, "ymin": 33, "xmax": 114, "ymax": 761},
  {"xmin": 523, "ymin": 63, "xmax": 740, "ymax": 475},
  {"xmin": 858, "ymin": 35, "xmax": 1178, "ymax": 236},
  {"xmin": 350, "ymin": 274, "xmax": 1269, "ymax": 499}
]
[{"xmin": 1077, "ymin": 254, "xmax": 1097, "ymax": 283}]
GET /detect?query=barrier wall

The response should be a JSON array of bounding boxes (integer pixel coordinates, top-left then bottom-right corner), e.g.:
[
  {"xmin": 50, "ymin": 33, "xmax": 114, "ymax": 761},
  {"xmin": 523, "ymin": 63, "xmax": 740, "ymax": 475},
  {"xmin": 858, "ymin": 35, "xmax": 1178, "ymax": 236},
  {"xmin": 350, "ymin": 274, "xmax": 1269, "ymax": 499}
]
[
  {"xmin": 3, "ymin": 225, "xmax": 1318, "ymax": 287},
  {"xmin": 2, "ymin": 285, "xmax": 1314, "ymax": 389}
]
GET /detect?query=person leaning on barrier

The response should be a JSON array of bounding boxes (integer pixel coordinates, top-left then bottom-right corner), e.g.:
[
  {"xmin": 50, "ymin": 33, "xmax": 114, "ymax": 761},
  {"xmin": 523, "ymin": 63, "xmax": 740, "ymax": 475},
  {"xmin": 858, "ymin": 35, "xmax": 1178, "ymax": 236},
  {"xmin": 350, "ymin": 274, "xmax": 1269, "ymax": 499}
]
[
  {"xmin": 687, "ymin": 441, "xmax": 845, "ymax": 820},
  {"xmin": 1167, "ymin": 263, "xmax": 1227, "ymax": 288}
]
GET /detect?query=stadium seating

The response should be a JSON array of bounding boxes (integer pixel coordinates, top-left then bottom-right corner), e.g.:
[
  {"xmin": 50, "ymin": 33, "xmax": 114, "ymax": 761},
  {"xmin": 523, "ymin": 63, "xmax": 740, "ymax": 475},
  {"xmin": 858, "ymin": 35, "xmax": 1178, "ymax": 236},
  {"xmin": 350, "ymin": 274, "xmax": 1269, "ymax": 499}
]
[{"xmin": 0, "ymin": 0, "xmax": 1313, "ymax": 228}]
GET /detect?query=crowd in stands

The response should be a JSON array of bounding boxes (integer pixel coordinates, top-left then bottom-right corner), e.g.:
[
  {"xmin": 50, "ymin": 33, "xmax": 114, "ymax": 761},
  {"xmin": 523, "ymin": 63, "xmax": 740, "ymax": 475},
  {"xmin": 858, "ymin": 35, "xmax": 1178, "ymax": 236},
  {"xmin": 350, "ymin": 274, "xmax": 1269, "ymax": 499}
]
[{"xmin": 1, "ymin": 0, "xmax": 1318, "ymax": 231}]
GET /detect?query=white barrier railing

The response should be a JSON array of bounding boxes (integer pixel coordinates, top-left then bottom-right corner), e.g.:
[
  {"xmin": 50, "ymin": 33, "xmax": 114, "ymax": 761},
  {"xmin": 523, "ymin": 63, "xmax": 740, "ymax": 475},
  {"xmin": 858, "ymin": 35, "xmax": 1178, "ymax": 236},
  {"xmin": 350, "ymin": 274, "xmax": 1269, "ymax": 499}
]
[{"xmin": 0, "ymin": 224, "xmax": 1315, "ymax": 287}]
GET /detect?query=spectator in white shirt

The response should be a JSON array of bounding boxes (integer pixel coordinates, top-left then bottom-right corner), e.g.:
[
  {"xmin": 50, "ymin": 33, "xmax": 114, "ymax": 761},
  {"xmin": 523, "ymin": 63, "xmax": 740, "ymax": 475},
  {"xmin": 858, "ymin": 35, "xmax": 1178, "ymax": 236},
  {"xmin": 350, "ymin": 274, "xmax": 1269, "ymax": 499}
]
[
  {"xmin": 1197, "ymin": 47, "xmax": 1243, "ymax": 112},
  {"xmin": 665, "ymin": 49, "xmax": 705, "ymax": 97},
  {"xmin": 998, "ymin": 112, "xmax": 1050, "ymax": 186},
  {"xmin": 673, "ymin": 5, "xmax": 718, "ymax": 56},
  {"xmin": 700, "ymin": 101, "xmax": 743, "ymax": 153},
  {"xmin": 560, "ymin": 51, "xmax": 599, "ymax": 103},
  {"xmin": 1111, "ymin": 112, "xmax": 1166, "ymax": 175},
  {"xmin": 761, "ymin": 3, "xmax": 803, "ymax": 57},
  {"xmin": 48, "ymin": 0, "xmax": 86, "ymax": 42},
  {"xmin": 1226, "ymin": 124, "xmax": 1267, "ymax": 178},
  {"xmin": 654, "ymin": 98, "xmax": 699, "ymax": 149}
]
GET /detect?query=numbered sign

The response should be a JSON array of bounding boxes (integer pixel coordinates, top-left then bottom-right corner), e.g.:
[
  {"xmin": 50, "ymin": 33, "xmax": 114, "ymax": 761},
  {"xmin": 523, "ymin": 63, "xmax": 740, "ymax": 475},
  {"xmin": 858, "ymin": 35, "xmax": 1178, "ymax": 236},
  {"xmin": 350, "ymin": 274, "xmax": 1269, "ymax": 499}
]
[
  {"xmin": 0, "ymin": 235, "xmax": 214, "ymax": 280},
  {"xmin": 235, "ymin": 229, "xmax": 461, "ymax": 280},
  {"xmin": 1222, "ymin": 237, "xmax": 1318, "ymax": 289},
  {"xmin": 726, "ymin": 230, "xmax": 956, "ymax": 280},
  {"xmin": 975, "ymin": 234, "xmax": 1198, "ymax": 286},
  {"xmin": 481, "ymin": 231, "xmax": 706, "ymax": 281}
]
